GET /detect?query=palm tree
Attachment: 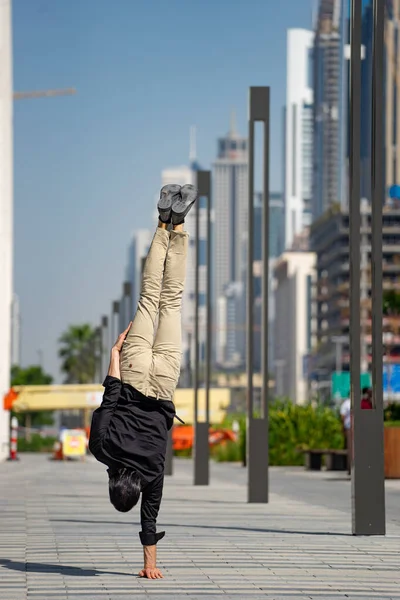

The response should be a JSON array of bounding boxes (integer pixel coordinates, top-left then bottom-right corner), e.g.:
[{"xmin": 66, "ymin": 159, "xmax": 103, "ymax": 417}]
[{"xmin": 58, "ymin": 324, "xmax": 98, "ymax": 384}]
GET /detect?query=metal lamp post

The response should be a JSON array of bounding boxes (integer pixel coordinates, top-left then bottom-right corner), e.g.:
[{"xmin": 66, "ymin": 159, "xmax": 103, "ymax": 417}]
[
  {"xmin": 247, "ymin": 87, "xmax": 270, "ymax": 503},
  {"xmin": 111, "ymin": 301, "xmax": 120, "ymax": 343},
  {"xmin": 193, "ymin": 170, "xmax": 211, "ymax": 486},
  {"xmin": 101, "ymin": 315, "xmax": 109, "ymax": 379},
  {"xmin": 349, "ymin": 0, "xmax": 385, "ymax": 535}
]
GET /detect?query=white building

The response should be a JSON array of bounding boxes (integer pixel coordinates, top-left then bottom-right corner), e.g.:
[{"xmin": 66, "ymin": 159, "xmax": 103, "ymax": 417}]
[
  {"xmin": 273, "ymin": 252, "xmax": 316, "ymax": 404},
  {"xmin": 213, "ymin": 115, "xmax": 248, "ymax": 302},
  {"xmin": 0, "ymin": 0, "xmax": 12, "ymax": 460},
  {"xmin": 284, "ymin": 29, "xmax": 314, "ymax": 250},
  {"xmin": 216, "ymin": 281, "xmax": 245, "ymax": 369}
]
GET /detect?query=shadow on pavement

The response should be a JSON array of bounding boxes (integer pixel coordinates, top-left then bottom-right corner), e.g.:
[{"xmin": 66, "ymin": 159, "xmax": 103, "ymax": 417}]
[
  {"xmin": 50, "ymin": 519, "xmax": 351, "ymax": 537},
  {"xmin": 0, "ymin": 559, "xmax": 133, "ymax": 577}
]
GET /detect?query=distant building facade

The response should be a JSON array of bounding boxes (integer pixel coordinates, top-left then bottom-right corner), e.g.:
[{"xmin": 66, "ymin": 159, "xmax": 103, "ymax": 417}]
[
  {"xmin": 274, "ymin": 251, "xmax": 316, "ymax": 403},
  {"xmin": 284, "ymin": 29, "xmax": 314, "ymax": 249}
]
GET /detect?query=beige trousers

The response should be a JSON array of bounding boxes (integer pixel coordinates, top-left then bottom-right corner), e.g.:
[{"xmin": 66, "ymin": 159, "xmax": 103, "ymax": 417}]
[{"xmin": 120, "ymin": 227, "xmax": 188, "ymax": 400}]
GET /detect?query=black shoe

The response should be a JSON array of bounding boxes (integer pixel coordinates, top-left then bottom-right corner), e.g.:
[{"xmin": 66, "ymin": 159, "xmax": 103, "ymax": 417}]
[
  {"xmin": 171, "ymin": 184, "xmax": 198, "ymax": 225},
  {"xmin": 158, "ymin": 184, "xmax": 181, "ymax": 223}
]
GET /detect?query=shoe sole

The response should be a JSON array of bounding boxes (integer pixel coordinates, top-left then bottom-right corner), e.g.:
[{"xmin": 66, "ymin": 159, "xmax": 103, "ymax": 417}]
[
  {"xmin": 171, "ymin": 185, "xmax": 198, "ymax": 224},
  {"xmin": 158, "ymin": 185, "xmax": 181, "ymax": 220}
]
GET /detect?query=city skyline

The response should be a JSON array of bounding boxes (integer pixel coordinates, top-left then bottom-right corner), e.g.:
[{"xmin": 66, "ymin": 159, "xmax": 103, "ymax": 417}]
[{"xmin": 12, "ymin": 0, "xmax": 313, "ymax": 380}]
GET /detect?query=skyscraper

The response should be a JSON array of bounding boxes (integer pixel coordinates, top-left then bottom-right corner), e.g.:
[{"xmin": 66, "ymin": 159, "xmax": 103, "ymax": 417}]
[
  {"xmin": 161, "ymin": 136, "xmax": 208, "ymax": 373},
  {"xmin": 213, "ymin": 114, "xmax": 248, "ymax": 302},
  {"xmin": 338, "ymin": 0, "xmax": 400, "ymax": 207},
  {"xmin": 0, "ymin": 0, "xmax": 12, "ymax": 461},
  {"xmin": 384, "ymin": 0, "xmax": 400, "ymax": 201},
  {"xmin": 284, "ymin": 29, "xmax": 314, "ymax": 249},
  {"xmin": 125, "ymin": 229, "xmax": 153, "ymax": 314},
  {"xmin": 312, "ymin": 0, "xmax": 342, "ymax": 219},
  {"xmin": 269, "ymin": 192, "xmax": 285, "ymax": 259}
]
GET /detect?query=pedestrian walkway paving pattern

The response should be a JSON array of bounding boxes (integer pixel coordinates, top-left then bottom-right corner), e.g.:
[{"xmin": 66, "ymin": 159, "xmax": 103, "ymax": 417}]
[{"xmin": 0, "ymin": 455, "xmax": 399, "ymax": 600}]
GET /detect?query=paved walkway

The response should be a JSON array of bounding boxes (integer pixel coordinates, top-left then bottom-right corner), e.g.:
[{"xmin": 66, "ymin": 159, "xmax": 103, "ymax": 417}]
[{"xmin": 0, "ymin": 455, "xmax": 399, "ymax": 600}]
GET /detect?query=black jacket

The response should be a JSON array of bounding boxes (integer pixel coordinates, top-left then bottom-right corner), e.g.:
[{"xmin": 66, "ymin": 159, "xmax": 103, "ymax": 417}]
[{"xmin": 89, "ymin": 375, "xmax": 175, "ymax": 546}]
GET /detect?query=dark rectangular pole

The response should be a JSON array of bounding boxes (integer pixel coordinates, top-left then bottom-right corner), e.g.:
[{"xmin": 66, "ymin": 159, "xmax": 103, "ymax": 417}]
[
  {"xmin": 349, "ymin": 0, "xmax": 362, "ymax": 527},
  {"xmin": 352, "ymin": 0, "xmax": 385, "ymax": 535},
  {"xmin": 205, "ymin": 174, "xmax": 212, "ymax": 426},
  {"xmin": 193, "ymin": 170, "xmax": 210, "ymax": 485},
  {"xmin": 350, "ymin": 0, "xmax": 386, "ymax": 535},
  {"xmin": 247, "ymin": 100, "xmax": 255, "ymax": 426},
  {"xmin": 262, "ymin": 95, "xmax": 270, "ymax": 424},
  {"xmin": 247, "ymin": 87, "xmax": 270, "ymax": 503},
  {"xmin": 123, "ymin": 281, "xmax": 132, "ymax": 329},
  {"xmin": 95, "ymin": 326, "xmax": 102, "ymax": 383},
  {"xmin": 101, "ymin": 315, "xmax": 109, "ymax": 379},
  {"xmin": 111, "ymin": 301, "xmax": 120, "ymax": 343}
]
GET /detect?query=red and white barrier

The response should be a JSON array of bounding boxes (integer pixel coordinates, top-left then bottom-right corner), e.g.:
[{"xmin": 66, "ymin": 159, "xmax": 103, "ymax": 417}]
[{"xmin": 9, "ymin": 416, "xmax": 18, "ymax": 460}]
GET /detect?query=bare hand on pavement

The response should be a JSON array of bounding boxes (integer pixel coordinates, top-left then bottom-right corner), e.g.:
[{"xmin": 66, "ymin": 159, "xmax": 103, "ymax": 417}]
[{"xmin": 138, "ymin": 567, "xmax": 164, "ymax": 579}]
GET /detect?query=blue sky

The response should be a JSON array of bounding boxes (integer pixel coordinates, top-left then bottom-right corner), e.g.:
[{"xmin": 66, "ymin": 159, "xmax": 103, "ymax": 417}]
[{"xmin": 13, "ymin": 0, "xmax": 313, "ymax": 380}]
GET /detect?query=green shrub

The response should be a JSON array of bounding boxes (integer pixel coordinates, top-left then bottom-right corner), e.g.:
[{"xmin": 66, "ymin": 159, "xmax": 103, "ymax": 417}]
[
  {"xmin": 17, "ymin": 434, "xmax": 57, "ymax": 453},
  {"xmin": 212, "ymin": 440, "xmax": 242, "ymax": 462},
  {"xmin": 384, "ymin": 420, "xmax": 400, "ymax": 428},
  {"xmin": 269, "ymin": 399, "xmax": 343, "ymax": 465},
  {"xmin": 384, "ymin": 403, "xmax": 400, "ymax": 422},
  {"xmin": 173, "ymin": 448, "xmax": 192, "ymax": 458},
  {"xmin": 219, "ymin": 400, "xmax": 344, "ymax": 466}
]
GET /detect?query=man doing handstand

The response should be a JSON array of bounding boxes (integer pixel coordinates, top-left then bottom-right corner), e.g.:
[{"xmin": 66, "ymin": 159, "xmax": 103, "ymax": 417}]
[{"xmin": 89, "ymin": 184, "xmax": 197, "ymax": 579}]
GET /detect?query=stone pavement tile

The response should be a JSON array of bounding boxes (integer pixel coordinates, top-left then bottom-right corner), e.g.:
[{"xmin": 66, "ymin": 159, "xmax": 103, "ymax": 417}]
[
  {"xmin": 2, "ymin": 457, "xmax": 400, "ymax": 600},
  {"xmin": 27, "ymin": 595, "xmax": 69, "ymax": 599}
]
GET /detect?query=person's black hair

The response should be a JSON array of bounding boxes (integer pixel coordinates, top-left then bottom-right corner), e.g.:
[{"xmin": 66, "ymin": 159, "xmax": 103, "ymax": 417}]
[
  {"xmin": 108, "ymin": 467, "xmax": 141, "ymax": 512},
  {"xmin": 362, "ymin": 387, "xmax": 370, "ymax": 394}
]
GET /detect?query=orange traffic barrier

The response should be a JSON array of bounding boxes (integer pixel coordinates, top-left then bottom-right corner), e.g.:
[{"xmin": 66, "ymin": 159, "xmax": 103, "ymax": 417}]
[
  {"xmin": 172, "ymin": 425, "xmax": 236, "ymax": 451},
  {"xmin": 3, "ymin": 388, "xmax": 18, "ymax": 410}
]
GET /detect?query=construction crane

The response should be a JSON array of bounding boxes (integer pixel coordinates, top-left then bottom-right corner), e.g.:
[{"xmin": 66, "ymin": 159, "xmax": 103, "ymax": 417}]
[{"xmin": 13, "ymin": 88, "xmax": 76, "ymax": 101}]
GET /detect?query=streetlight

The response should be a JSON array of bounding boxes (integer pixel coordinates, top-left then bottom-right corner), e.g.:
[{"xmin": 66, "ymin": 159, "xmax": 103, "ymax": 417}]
[
  {"xmin": 246, "ymin": 86, "xmax": 270, "ymax": 503},
  {"xmin": 348, "ymin": 0, "xmax": 385, "ymax": 535}
]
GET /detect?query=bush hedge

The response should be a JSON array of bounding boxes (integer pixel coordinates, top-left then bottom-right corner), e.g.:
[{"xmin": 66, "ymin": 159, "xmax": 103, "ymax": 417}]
[
  {"xmin": 215, "ymin": 399, "xmax": 344, "ymax": 466},
  {"xmin": 17, "ymin": 434, "xmax": 57, "ymax": 453},
  {"xmin": 384, "ymin": 402, "xmax": 400, "ymax": 422}
]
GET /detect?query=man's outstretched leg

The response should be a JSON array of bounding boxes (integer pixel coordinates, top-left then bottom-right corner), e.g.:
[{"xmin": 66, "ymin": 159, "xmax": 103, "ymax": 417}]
[
  {"xmin": 148, "ymin": 184, "xmax": 197, "ymax": 400},
  {"xmin": 120, "ymin": 184, "xmax": 181, "ymax": 394}
]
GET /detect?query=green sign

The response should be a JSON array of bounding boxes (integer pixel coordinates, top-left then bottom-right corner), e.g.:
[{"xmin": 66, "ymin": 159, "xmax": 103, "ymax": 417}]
[{"xmin": 331, "ymin": 372, "xmax": 371, "ymax": 400}]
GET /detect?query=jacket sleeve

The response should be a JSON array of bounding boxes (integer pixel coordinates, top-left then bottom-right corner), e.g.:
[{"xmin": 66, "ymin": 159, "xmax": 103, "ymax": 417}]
[
  {"xmin": 88, "ymin": 376, "xmax": 122, "ymax": 461},
  {"xmin": 139, "ymin": 474, "xmax": 165, "ymax": 546}
]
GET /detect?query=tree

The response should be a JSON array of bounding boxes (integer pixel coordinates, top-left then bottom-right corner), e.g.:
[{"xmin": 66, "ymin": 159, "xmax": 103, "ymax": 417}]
[
  {"xmin": 58, "ymin": 324, "xmax": 97, "ymax": 384},
  {"xmin": 383, "ymin": 290, "xmax": 400, "ymax": 316},
  {"xmin": 11, "ymin": 365, "xmax": 54, "ymax": 435},
  {"xmin": 11, "ymin": 365, "xmax": 53, "ymax": 387}
]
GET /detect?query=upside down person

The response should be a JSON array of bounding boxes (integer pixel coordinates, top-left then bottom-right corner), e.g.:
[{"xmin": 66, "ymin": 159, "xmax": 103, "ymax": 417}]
[{"xmin": 89, "ymin": 184, "xmax": 197, "ymax": 579}]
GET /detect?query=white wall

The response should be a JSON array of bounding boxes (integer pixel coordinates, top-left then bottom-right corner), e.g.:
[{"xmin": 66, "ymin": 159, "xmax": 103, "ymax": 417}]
[
  {"xmin": 274, "ymin": 252, "xmax": 315, "ymax": 404},
  {"xmin": 0, "ymin": 0, "xmax": 13, "ymax": 460},
  {"xmin": 285, "ymin": 29, "xmax": 314, "ymax": 250}
]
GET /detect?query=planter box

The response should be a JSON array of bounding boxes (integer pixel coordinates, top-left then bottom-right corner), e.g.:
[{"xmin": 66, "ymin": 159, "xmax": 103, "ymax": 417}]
[
  {"xmin": 384, "ymin": 426, "xmax": 400, "ymax": 479},
  {"xmin": 325, "ymin": 450, "xmax": 348, "ymax": 471}
]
